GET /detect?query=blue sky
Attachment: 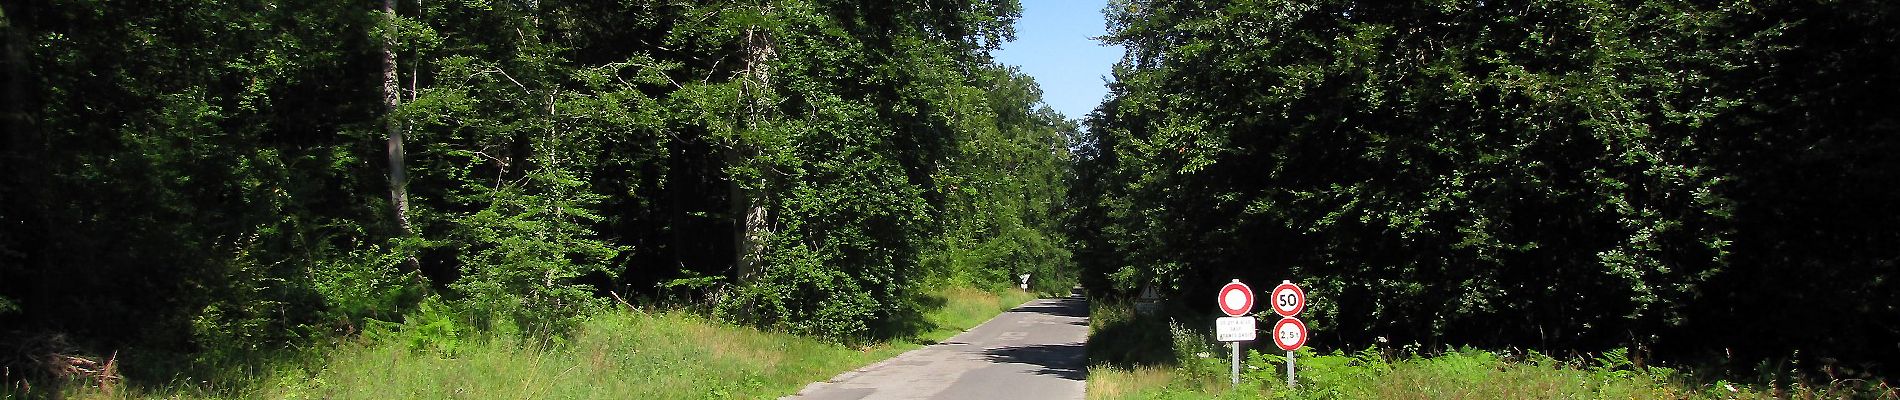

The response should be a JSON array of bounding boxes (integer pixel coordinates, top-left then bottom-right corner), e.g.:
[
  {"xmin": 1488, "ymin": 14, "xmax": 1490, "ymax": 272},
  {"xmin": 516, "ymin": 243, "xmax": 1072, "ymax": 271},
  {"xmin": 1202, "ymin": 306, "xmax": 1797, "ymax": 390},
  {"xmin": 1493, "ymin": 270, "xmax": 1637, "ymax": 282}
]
[{"xmin": 993, "ymin": 0, "xmax": 1125, "ymax": 123}]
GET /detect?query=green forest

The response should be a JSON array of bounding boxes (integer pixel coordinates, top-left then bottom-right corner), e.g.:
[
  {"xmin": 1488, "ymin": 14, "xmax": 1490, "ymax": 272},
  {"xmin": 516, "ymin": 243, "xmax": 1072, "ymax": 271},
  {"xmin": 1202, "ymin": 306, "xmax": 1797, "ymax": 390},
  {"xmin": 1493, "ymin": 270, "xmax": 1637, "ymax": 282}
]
[
  {"xmin": 2, "ymin": 0, "xmax": 1076, "ymax": 388},
  {"xmin": 2, "ymin": 0, "xmax": 1896, "ymax": 396},
  {"xmin": 1072, "ymin": 0, "xmax": 1897, "ymax": 382}
]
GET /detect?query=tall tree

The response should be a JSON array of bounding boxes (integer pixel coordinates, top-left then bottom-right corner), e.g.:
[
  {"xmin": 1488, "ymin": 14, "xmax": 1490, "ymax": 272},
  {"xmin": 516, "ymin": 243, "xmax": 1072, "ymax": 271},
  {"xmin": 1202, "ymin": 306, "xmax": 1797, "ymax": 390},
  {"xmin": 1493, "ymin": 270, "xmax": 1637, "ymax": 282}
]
[
  {"xmin": 1074, "ymin": 0, "xmax": 1898, "ymax": 373},
  {"xmin": 2, "ymin": 0, "xmax": 1075, "ymax": 385},
  {"xmin": 731, "ymin": 2, "xmax": 777, "ymax": 282},
  {"xmin": 378, "ymin": 0, "xmax": 419, "ymax": 271}
]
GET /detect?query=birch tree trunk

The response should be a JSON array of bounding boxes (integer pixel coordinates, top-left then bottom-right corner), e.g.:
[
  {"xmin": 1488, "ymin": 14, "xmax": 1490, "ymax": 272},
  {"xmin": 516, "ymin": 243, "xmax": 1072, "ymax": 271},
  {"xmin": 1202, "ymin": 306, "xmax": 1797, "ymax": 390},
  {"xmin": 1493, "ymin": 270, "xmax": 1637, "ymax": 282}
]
[
  {"xmin": 731, "ymin": 18, "xmax": 775, "ymax": 282},
  {"xmin": 380, "ymin": 0, "xmax": 419, "ymax": 271}
]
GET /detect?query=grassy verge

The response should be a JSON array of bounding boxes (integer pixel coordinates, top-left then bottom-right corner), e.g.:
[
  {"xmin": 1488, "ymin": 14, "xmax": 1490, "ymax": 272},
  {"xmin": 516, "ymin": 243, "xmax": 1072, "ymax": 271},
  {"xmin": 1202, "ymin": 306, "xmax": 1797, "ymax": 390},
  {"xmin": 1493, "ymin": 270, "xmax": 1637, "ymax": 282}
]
[
  {"xmin": 43, "ymin": 285, "xmax": 1037, "ymax": 399},
  {"xmin": 915, "ymin": 285, "xmax": 1039, "ymax": 341},
  {"xmin": 1083, "ymin": 301, "xmax": 1893, "ymax": 400}
]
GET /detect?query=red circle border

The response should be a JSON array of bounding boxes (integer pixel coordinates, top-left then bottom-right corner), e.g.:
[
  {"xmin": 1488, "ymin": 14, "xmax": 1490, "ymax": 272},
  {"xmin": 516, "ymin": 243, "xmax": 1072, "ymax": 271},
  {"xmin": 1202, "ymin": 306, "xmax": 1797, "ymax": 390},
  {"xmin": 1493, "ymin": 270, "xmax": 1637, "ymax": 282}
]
[
  {"xmin": 1273, "ymin": 316, "xmax": 1308, "ymax": 351},
  {"xmin": 1271, "ymin": 282, "xmax": 1305, "ymax": 317},
  {"xmin": 1218, "ymin": 281, "xmax": 1254, "ymax": 317}
]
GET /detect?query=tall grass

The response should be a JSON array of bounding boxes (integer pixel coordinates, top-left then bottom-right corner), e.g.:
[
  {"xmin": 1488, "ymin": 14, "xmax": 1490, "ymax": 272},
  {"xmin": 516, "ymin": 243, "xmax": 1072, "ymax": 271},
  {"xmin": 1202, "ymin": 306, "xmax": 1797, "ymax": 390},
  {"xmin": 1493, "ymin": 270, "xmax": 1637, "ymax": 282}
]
[
  {"xmin": 918, "ymin": 286, "xmax": 1037, "ymax": 340},
  {"xmin": 1082, "ymin": 300, "xmax": 1895, "ymax": 400},
  {"xmin": 262, "ymin": 310, "xmax": 890, "ymax": 399},
  {"xmin": 32, "ymin": 285, "xmax": 1038, "ymax": 399}
]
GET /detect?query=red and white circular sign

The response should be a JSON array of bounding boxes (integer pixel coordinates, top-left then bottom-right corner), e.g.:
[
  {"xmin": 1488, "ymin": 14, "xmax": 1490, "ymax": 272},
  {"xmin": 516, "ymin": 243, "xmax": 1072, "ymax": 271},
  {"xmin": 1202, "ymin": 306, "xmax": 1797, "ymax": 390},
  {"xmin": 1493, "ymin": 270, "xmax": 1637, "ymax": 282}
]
[
  {"xmin": 1273, "ymin": 317, "xmax": 1308, "ymax": 351},
  {"xmin": 1218, "ymin": 280, "xmax": 1254, "ymax": 317},
  {"xmin": 1271, "ymin": 281, "xmax": 1305, "ymax": 317}
]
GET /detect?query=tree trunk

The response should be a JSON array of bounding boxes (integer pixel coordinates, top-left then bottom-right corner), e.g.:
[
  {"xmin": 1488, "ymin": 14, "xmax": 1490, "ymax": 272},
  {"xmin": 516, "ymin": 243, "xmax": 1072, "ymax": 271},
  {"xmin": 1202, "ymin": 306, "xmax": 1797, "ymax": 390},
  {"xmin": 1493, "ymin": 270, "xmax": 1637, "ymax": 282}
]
[
  {"xmin": 380, "ymin": 0, "xmax": 419, "ymax": 271},
  {"xmin": 729, "ymin": 148, "xmax": 768, "ymax": 281},
  {"xmin": 731, "ymin": 20, "xmax": 775, "ymax": 282}
]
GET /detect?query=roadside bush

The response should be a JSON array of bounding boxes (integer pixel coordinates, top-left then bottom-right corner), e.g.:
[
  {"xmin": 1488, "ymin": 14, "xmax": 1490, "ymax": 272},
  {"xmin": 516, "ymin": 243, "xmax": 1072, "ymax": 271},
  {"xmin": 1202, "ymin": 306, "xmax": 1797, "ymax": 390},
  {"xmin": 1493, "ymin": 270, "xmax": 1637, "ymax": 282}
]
[
  {"xmin": 717, "ymin": 242, "xmax": 877, "ymax": 342},
  {"xmin": 1238, "ymin": 346, "xmax": 1783, "ymax": 399},
  {"xmin": 311, "ymin": 240, "xmax": 427, "ymax": 325},
  {"xmin": 450, "ymin": 169, "xmax": 619, "ymax": 337},
  {"xmin": 1169, "ymin": 320, "xmax": 1228, "ymax": 385},
  {"xmin": 361, "ymin": 298, "xmax": 467, "ymax": 356},
  {"xmin": 1083, "ymin": 301, "xmax": 1176, "ymax": 368}
]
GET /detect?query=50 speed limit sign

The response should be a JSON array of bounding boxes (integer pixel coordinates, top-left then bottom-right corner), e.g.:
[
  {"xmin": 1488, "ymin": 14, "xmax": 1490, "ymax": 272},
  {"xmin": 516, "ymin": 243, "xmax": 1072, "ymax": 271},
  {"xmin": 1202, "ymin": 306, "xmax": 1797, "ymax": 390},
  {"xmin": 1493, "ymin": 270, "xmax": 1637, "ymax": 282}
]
[
  {"xmin": 1270, "ymin": 281, "xmax": 1307, "ymax": 351},
  {"xmin": 1270, "ymin": 280, "xmax": 1304, "ymax": 317}
]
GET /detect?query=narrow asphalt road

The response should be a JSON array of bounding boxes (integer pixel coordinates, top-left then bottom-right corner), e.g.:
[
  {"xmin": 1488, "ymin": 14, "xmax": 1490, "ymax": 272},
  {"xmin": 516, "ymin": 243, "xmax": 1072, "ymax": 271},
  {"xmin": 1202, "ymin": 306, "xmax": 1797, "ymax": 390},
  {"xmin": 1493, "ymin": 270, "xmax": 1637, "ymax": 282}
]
[{"xmin": 784, "ymin": 294, "xmax": 1089, "ymax": 400}]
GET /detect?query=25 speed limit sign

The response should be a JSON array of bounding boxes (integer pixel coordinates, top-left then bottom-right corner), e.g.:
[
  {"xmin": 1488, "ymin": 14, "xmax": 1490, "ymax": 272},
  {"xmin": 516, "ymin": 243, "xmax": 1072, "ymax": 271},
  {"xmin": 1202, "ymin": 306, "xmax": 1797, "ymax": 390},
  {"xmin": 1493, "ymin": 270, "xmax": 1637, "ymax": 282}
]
[{"xmin": 1271, "ymin": 281, "xmax": 1304, "ymax": 317}]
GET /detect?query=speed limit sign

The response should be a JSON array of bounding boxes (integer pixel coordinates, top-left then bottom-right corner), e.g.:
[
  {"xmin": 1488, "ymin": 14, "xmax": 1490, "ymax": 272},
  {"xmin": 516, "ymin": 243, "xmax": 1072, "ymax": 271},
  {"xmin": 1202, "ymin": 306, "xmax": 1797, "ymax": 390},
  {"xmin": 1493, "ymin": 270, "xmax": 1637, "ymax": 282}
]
[
  {"xmin": 1269, "ymin": 280, "xmax": 1309, "ymax": 388},
  {"xmin": 1271, "ymin": 281, "xmax": 1304, "ymax": 317}
]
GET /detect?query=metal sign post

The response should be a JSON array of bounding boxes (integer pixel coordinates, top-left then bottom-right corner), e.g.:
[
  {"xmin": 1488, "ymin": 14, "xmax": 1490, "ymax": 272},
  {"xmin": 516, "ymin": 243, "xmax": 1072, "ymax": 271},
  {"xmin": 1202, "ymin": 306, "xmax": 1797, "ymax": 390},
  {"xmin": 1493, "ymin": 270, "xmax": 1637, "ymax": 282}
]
[
  {"xmin": 1215, "ymin": 315, "xmax": 1255, "ymax": 387},
  {"xmin": 1271, "ymin": 280, "xmax": 1307, "ymax": 388},
  {"xmin": 1286, "ymin": 350, "xmax": 1296, "ymax": 387},
  {"xmin": 1234, "ymin": 342, "xmax": 1242, "ymax": 386},
  {"xmin": 1215, "ymin": 279, "xmax": 1256, "ymax": 389}
]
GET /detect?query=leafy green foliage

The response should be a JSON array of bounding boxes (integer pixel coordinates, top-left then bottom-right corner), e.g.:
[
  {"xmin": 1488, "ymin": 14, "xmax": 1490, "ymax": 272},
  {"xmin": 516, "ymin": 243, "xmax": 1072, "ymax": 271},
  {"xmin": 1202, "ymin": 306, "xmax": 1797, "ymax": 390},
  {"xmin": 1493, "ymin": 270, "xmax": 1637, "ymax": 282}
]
[
  {"xmin": 3, "ymin": 0, "xmax": 386, "ymax": 366},
  {"xmin": 719, "ymin": 240, "xmax": 879, "ymax": 341},
  {"xmin": 362, "ymin": 298, "xmax": 468, "ymax": 356},
  {"xmin": 451, "ymin": 169, "xmax": 619, "ymax": 336},
  {"xmin": 1239, "ymin": 347, "xmax": 1712, "ymax": 399},
  {"xmin": 1, "ymin": 0, "xmax": 1074, "ymax": 390},
  {"xmin": 311, "ymin": 241, "xmax": 427, "ymax": 323},
  {"xmin": 1082, "ymin": 307, "xmax": 1878, "ymax": 399},
  {"xmin": 1072, "ymin": 0, "xmax": 1899, "ymax": 375},
  {"xmin": 927, "ymin": 67, "xmax": 1080, "ymax": 295}
]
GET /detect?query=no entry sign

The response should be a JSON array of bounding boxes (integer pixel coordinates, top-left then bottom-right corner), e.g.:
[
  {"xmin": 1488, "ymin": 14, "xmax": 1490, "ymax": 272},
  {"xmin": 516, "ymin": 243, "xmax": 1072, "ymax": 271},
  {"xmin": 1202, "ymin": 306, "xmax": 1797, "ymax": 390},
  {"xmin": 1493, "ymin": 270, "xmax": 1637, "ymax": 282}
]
[
  {"xmin": 1273, "ymin": 317, "xmax": 1307, "ymax": 351},
  {"xmin": 1271, "ymin": 281, "xmax": 1304, "ymax": 317},
  {"xmin": 1215, "ymin": 279, "xmax": 1258, "ymax": 389},
  {"xmin": 1218, "ymin": 280, "xmax": 1254, "ymax": 317}
]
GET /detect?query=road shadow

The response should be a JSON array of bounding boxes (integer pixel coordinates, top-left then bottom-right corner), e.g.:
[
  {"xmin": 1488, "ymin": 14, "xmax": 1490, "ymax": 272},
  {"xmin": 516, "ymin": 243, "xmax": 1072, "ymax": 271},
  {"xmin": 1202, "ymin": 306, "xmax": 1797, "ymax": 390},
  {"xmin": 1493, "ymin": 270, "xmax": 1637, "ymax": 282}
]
[
  {"xmin": 982, "ymin": 343, "xmax": 1087, "ymax": 381},
  {"xmin": 1009, "ymin": 299, "xmax": 1088, "ymax": 319}
]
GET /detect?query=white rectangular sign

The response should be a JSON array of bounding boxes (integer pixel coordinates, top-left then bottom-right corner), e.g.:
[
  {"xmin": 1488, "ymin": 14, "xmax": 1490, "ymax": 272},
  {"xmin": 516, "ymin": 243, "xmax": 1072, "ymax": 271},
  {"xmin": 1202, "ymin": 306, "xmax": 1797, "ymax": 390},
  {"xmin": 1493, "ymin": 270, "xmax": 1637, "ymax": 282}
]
[{"xmin": 1215, "ymin": 316, "xmax": 1256, "ymax": 342}]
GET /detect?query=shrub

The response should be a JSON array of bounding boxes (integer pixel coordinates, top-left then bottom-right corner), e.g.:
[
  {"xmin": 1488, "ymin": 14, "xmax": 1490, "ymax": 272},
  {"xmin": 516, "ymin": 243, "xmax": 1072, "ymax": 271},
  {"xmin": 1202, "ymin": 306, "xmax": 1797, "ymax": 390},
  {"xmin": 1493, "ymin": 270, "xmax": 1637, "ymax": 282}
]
[
  {"xmin": 717, "ymin": 242, "xmax": 877, "ymax": 342},
  {"xmin": 450, "ymin": 169, "xmax": 619, "ymax": 337}
]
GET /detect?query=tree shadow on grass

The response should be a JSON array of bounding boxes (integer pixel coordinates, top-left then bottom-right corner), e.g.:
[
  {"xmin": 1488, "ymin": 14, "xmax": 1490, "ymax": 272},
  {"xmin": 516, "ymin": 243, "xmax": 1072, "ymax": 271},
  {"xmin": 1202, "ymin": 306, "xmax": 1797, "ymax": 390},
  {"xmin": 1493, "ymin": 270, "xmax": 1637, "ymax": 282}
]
[
  {"xmin": 1085, "ymin": 302, "xmax": 1180, "ymax": 369},
  {"xmin": 872, "ymin": 291, "xmax": 949, "ymax": 344}
]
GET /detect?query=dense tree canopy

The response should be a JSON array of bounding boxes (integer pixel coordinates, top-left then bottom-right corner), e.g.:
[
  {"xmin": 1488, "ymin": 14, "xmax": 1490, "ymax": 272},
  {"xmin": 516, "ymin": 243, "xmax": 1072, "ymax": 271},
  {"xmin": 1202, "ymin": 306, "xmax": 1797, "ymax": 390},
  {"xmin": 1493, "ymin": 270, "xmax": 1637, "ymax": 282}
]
[
  {"xmin": 1, "ymin": 0, "xmax": 1078, "ymax": 380},
  {"xmin": 3, "ymin": 0, "xmax": 1894, "ymax": 388},
  {"xmin": 1073, "ymin": 0, "xmax": 1897, "ymax": 374}
]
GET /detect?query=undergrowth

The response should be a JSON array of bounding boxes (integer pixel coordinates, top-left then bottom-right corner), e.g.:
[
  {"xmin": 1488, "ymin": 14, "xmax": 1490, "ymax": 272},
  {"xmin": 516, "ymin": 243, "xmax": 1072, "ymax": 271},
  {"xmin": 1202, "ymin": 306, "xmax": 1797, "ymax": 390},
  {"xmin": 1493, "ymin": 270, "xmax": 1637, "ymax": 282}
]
[
  {"xmin": 15, "ymin": 285, "xmax": 1036, "ymax": 399},
  {"xmin": 1085, "ymin": 301, "xmax": 1898, "ymax": 400}
]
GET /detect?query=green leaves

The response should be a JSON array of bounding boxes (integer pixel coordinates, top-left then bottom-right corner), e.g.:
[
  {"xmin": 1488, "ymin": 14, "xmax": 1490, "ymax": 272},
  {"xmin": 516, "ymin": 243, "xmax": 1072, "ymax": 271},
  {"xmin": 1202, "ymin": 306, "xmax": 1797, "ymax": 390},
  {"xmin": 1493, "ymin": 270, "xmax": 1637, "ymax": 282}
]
[
  {"xmin": 1076, "ymin": 0, "xmax": 1756, "ymax": 353},
  {"xmin": 1076, "ymin": 0, "xmax": 1900, "ymax": 373},
  {"xmin": 923, "ymin": 66, "xmax": 1078, "ymax": 294},
  {"xmin": 453, "ymin": 167, "xmax": 621, "ymax": 336},
  {"xmin": 2, "ymin": 0, "xmax": 1075, "ymax": 375}
]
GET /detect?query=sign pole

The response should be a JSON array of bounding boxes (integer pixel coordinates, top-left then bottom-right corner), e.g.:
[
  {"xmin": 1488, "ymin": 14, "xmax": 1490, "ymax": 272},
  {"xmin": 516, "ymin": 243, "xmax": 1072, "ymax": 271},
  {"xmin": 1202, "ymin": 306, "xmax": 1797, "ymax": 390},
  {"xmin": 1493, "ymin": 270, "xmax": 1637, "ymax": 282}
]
[
  {"xmin": 1286, "ymin": 350, "xmax": 1296, "ymax": 388},
  {"xmin": 1215, "ymin": 279, "xmax": 1256, "ymax": 390},
  {"xmin": 1231, "ymin": 342, "xmax": 1241, "ymax": 387},
  {"xmin": 1269, "ymin": 280, "xmax": 1307, "ymax": 389}
]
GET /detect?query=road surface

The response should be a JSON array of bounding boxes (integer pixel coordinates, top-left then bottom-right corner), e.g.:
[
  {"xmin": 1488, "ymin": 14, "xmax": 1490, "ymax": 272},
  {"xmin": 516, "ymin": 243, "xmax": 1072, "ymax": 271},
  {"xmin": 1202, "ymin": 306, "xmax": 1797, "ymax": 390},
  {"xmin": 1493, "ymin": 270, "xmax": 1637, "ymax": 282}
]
[{"xmin": 784, "ymin": 295, "xmax": 1089, "ymax": 400}]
